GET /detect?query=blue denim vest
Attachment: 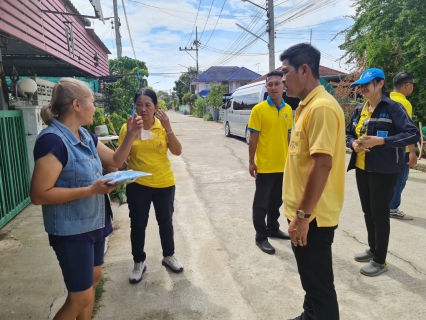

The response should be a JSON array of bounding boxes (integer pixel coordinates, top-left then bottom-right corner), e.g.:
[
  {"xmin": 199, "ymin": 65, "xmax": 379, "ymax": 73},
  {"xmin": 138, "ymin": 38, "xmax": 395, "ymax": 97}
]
[{"xmin": 37, "ymin": 119, "xmax": 105, "ymax": 235}]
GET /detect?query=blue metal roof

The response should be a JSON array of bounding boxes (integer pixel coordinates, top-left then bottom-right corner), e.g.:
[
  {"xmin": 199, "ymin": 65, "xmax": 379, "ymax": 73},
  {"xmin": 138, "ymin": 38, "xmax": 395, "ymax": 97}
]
[
  {"xmin": 194, "ymin": 66, "xmax": 261, "ymax": 82},
  {"xmin": 198, "ymin": 89, "xmax": 210, "ymax": 98}
]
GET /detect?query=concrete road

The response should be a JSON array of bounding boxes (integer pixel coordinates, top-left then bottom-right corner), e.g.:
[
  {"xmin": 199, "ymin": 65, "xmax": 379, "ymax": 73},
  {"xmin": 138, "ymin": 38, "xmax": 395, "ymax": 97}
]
[{"xmin": 95, "ymin": 111, "xmax": 426, "ymax": 320}]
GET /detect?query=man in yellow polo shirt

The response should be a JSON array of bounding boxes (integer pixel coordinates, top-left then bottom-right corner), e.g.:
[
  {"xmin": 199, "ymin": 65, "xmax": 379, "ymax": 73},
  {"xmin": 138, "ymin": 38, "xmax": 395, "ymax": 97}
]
[
  {"xmin": 389, "ymin": 72, "xmax": 417, "ymax": 220},
  {"xmin": 248, "ymin": 70, "xmax": 293, "ymax": 254},
  {"xmin": 280, "ymin": 44, "xmax": 345, "ymax": 320}
]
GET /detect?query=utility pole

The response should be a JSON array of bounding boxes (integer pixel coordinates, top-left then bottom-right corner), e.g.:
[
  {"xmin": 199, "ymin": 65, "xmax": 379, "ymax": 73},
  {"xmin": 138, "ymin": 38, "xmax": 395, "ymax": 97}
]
[
  {"xmin": 113, "ymin": 0, "xmax": 122, "ymax": 58},
  {"xmin": 266, "ymin": 0, "xmax": 275, "ymax": 72},
  {"xmin": 179, "ymin": 26, "xmax": 200, "ymax": 93},
  {"xmin": 240, "ymin": 0, "xmax": 275, "ymax": 72}
]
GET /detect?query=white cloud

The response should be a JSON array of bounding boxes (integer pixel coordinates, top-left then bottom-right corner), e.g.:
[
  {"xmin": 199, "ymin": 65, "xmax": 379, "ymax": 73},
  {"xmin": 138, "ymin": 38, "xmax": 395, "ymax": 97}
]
[{"xmin": 69, "ymin": 0, "xmax": 355, "ymax": 90}]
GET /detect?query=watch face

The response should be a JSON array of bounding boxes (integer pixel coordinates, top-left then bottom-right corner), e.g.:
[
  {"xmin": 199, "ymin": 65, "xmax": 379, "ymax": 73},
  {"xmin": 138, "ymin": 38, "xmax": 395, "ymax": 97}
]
[{"xmin": 297, "ymin": 210, "xmax": 304, "ymax": 218}]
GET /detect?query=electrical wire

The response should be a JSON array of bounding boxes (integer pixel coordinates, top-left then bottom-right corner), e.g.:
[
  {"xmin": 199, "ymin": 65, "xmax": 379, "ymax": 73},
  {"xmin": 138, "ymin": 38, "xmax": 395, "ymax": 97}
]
[
  {"xmin": 203, "ymin": 0, "xmax": 227, "ymax": 46},
  {"xmin": 186, "ymin": 1, "xmax": 202, "ymax": 47},
  {"xmin": 200, "ymin": 0, "xmax": 215, "ymax": 41},
  {"xmin": 121, "ymin": 0, "xmax": 137, "ymax": 59},
  {"xmin": 204, "ymin": 6, "xmax": 263, "ymax": 67}
]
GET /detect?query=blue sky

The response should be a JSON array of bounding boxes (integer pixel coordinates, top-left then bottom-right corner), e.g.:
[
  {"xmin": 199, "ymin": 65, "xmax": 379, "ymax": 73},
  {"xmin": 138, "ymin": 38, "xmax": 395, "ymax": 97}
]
[{"xmin": 73, "ymin": 0, "xmax": 355, "ymax": 91}]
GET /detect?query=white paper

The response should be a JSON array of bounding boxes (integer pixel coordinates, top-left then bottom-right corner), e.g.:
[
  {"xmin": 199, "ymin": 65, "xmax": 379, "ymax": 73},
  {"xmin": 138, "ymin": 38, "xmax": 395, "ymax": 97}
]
[{"xmin": 140, "ymin": 129, "xmax": 154, "ymax": 140}]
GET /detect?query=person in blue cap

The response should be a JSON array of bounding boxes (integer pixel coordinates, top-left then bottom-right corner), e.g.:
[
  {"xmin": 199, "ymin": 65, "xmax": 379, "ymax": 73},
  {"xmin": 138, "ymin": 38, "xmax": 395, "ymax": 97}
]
[{"xmin": 346, "ymin": 68, "xmax": 420, "ymax": 276}]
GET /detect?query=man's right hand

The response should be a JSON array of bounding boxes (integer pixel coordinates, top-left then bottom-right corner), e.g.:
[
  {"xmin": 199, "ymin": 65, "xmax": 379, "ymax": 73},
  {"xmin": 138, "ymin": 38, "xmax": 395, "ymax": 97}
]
[
  {"xmin": 249, "ymin": 163, "xmax": 258, "ymax": 178},
  {"xmin": 352, "ymin": 141, "xmax": 370, "ymax": 153}
]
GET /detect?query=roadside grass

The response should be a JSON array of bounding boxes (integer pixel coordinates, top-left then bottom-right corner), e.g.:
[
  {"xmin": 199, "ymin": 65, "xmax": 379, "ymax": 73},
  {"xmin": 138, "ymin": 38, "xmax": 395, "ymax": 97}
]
[{"xmin": 92, "ymin": 275, "xmax": 106, "ymax": 316}]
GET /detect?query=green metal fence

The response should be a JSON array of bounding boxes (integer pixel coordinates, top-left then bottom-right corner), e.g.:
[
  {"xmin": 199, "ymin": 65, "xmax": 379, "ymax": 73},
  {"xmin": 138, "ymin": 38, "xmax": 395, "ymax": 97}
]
[{"xmin": 0, "ymin": 110, "xmax": 31, "ymax": 228}]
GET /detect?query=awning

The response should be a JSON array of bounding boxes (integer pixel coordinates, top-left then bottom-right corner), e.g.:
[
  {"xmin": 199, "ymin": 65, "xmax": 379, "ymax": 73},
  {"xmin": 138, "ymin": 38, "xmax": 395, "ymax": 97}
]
[
  {"xmin": 89, "ymin": 0, "xmax": 104, "ymax": 21},
  {"xmin": 198, "ymin": 89, "xmax": 210, "ymax": 98}
]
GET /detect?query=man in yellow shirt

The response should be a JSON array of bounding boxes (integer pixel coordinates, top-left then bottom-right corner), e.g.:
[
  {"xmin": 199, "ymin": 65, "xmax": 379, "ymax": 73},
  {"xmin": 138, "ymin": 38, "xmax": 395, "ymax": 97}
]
[
  {"xmin": 280, "ymin": 44, "xmax": 345, "ymax": 320},
  {"xmin": 247, "ymin": 70, "xmax": 293, "ymax": 254},
  {"xmin": 389, "ymin": 72, "xmax": 416, "ymax": 220}
]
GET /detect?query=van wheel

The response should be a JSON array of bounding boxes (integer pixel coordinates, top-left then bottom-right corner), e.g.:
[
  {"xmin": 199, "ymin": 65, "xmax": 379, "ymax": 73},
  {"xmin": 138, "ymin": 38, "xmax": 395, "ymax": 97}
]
[
  {"xmin": 245, "ymin": 128, "xmax": 250, "ymax": 145},
  {"xmin": 225, "ymin": 122, "xmax": 232, "ymax": 137}
]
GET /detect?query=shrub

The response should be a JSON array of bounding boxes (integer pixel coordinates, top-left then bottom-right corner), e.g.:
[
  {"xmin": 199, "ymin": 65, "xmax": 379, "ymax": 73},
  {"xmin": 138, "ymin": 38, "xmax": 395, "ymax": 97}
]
[
  {"xmin": 193, "ymin": 97, "xmax": 206, "ymax": 118},
  {"xmin": 203, "ymin": 113, "xmax": 213, "ymax": 121}
]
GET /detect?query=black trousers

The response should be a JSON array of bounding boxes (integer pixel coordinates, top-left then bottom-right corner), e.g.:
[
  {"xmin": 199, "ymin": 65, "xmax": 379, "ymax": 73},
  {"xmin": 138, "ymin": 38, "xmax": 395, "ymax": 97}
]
[
  {"xmin": 252, "ymin": 173, "xmax": 283, "ymax": 242},
  {"xmin": 291, "ymin": 219, "xmax": 339, "ymax": 320},
  {"xmin": 355, "ymin": 168, "xmax": 398, "ymax": 264},
  {"xmin": 126, "ymin": 183, "xmax": 175, "ymax": 263}
]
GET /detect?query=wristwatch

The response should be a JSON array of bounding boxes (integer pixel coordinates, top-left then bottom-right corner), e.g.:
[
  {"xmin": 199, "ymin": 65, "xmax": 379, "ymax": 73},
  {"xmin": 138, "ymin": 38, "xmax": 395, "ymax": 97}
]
[{"xmin": 296, "ymin": 209, "xmax": 311, "ymax": 219}]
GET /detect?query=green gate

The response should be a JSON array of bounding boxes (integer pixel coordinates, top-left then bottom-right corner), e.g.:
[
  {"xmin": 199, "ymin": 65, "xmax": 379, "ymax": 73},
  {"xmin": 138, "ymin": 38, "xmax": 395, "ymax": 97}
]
[{"xmin": 0, "ymin": 110, "xmax": 31, "ymax": 228}]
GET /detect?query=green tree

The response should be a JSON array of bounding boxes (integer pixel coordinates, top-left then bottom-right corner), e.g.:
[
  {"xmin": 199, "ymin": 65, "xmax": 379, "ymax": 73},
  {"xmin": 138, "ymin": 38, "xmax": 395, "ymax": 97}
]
[
  {"xmin": 182, "ymin": 92, "xmax": 197, "ymax": 113},
  {"xmin": 206, "ymin": 85, "xmax": 228, "ymax": 112},
  {"xmin": 193, "ymin": 97, "xmax": 206, "ymax": 118},
  {"xmin": 105, "ymin": 57, "xmax": 149, "ymax": 117},
  {"xmin": 173, "ymin": 67, "xmax": 197, "ymax": 103},
  {"xmin": 157, "ymin": 90, "xmax": 171, "ymax": 106},
  {"xmin": 340, "ymin": 0, "xmax": 426, "ymax": 122},
  {"xmin": 157, "ymin": 99, "xmax": 167, "ymax": 111}
]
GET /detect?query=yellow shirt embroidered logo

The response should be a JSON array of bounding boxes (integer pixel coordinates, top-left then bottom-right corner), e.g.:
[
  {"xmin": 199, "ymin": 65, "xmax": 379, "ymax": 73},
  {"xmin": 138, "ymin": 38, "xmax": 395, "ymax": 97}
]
[{"xmin": 157, "ymin": 141, "xmax": 164, "ymax": 148}]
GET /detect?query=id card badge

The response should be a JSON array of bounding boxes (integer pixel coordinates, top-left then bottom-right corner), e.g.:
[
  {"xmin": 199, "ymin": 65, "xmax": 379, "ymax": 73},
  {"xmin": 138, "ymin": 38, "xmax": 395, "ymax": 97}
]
[{"xmin": 377, "ymin": 131, "xmax": 388, "ymax": 138}]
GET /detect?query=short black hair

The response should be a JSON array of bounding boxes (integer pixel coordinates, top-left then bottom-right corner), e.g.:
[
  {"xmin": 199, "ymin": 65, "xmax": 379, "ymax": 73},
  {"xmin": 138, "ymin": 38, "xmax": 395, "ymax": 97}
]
[
  {"xmin": 266, "ymin": 70, "xmax": 283, "ymax": 81},
  {"xmin": 393, "ymin": 72, "xmax": 414, "ymax": 88},
  {"xmin": 134, "ymin": 88, "xmax": 158, "ymax": 105},
  {"xmin": 279, "ymin": 43, "xmax": 321, "ymax": 79}
]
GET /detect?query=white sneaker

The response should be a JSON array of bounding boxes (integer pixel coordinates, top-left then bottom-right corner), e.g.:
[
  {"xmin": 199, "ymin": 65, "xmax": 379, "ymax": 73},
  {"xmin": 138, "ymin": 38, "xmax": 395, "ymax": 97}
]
[
  {"xmin": 390, "ymin": 209, "xmax": 413, "ymax": 220},
  {"xmin": 162, "ymin": 255, "xmax": 184, "ymax": 273},
  {"xmin": 129, "ymin": 262, "xmax": 147, "ymax": 284}
]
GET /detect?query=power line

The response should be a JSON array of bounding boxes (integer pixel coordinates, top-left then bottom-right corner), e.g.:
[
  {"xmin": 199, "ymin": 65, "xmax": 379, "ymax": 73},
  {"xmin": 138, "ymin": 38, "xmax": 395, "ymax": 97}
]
[
  {"xmin": 275, "ymin": 17, "xmax": 349, "ymax": 31},
  {"xmin": 205, "ymin": 7, "xmax": 263, "ymax": 67},
  {"xmin": 200, "ymin": 0, "xmax": 215, "ymax": 41},
  {"xmin": 203, "ymin": 0, "xmax": 227, "ymax": 46},
  {"xmin": 121, "ymin": 0, "xmax": 137, "ymax": 59},
  {"xmin": 186, "ymin": 1, "xmax": 202, "ymax": 47}
]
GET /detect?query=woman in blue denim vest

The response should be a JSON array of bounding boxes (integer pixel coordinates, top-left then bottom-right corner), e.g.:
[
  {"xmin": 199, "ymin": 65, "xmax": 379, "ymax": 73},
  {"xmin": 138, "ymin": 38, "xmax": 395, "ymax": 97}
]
[{"xmin": 30, "ymin": 78, "xmax": 142, "ymax": 320}]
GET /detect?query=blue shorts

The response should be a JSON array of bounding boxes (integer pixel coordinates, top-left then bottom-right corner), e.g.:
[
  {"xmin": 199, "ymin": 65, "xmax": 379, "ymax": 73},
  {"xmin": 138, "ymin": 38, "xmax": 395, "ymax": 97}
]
[{"xmin": 51, "ymin": 238, "xmax": 105, "ymax": 292}]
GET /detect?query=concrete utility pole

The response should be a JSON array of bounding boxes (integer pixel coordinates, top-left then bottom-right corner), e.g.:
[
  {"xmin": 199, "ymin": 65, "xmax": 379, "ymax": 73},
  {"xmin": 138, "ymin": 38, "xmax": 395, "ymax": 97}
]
[
  {"xmin": 267, "ymin": 0, "xmax": 275, "ymax": 72},
  {"xmin": 113, "ymin": 0, "xmax": 122, "ymax": 58},
  {"xmin": 240, "ymin": 0, "xmax": 275, "ymax": 72},
  {"xmin": 179, "ymin": 26, "xmax": 200, "ymax": 93}
]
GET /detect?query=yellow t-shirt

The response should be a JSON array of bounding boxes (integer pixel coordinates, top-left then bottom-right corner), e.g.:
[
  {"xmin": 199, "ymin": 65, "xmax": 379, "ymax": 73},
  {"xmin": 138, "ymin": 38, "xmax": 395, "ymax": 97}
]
[
  {"xmin": 284, "ymin": 86, "xmax": 346, "ymax": 227},
  {"xmin": 118, "ymin": 118, "xmax": 175, "ymax": 188},
  {"xmin": 390, "ymin": 91, "xmax": 413, "ymax": 153},
  {"xmin": 247, "ymin": 99, "xmax": 293, "ymax": 173},
  {"xmin": 355, "ymin": 102, "xmax": 373, "ymax": 170}
]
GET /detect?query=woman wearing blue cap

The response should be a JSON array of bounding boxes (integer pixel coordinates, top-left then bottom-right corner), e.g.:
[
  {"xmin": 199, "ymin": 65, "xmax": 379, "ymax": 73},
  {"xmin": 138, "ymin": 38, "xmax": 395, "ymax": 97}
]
[{"xmin": 346, "ymin": 68, "xmax": 419, "ymax": 277}]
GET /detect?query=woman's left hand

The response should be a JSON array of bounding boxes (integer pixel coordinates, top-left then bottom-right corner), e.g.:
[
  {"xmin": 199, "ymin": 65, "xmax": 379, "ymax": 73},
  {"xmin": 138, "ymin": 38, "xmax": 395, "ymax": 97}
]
[
  {"xmin": 355, "ymin": 136, "xmax": 385, "ymax": 149},
  {"xmin": 156, "ymin": 109, "xmax": 172, "ymax": 131},
  {"xmin": 127, "ymin": 113, "xmax": 143, "ymax": 137}
]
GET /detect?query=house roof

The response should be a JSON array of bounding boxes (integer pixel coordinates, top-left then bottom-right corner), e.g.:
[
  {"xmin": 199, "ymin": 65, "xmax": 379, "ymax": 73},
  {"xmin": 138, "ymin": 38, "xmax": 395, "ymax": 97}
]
[
  {"xmin": 248, "ymin": 65, "xmax": 346, "ymax": 84},
  {"xmin": 194, "ymin": 66, "xmax": 261, "ymax": 83}
]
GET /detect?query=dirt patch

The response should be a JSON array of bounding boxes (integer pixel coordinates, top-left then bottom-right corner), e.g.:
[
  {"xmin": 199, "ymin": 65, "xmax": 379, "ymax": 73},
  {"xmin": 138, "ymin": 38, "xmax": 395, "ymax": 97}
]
[{"xmin": 0, "ymin": 238, "xmax": 21, "ymax": 252}]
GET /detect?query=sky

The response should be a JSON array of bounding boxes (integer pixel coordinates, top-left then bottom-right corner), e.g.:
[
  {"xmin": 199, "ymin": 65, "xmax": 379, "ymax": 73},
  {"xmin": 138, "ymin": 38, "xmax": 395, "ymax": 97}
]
[{"xmin": 72, "ymin": 0, "xmax": 356, "ymax": 92}]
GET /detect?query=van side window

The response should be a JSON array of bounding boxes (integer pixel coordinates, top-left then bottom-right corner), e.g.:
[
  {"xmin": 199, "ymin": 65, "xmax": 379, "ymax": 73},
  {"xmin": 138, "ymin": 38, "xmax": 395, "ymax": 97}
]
[{"xmin": 233, "ymin": 92, "xmax": 260, "ymax": 110}]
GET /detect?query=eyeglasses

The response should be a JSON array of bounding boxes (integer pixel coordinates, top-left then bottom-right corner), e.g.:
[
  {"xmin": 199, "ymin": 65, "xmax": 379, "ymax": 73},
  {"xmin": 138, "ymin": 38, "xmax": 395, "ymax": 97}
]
[
  {"xmin": 406, "ymin": 82, "xmax": 416, "ymax": 88},
  {"xmin": 360, "ymin": 119, "xmax": 370, "ymax": 136}
]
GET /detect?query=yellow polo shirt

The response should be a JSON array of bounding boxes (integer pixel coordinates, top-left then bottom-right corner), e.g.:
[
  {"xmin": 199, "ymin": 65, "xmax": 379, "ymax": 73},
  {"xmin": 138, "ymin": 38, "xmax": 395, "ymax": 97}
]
[
  {"xmin": 118, "ymin": 118, "xmax": 175, "ymax": 188},
  {"xmin": 355, "ymin": 102, "xmax": 373, "ymax": 170},
  {"xmin": 390, "ymin": 91, "xmax": 412, "ymax": 153},
  {"xmin": 247, "ymin": 98, "xmax": 293, "ymax": 173},
  {"xmin": 283, "ymin": 86, "xmax": 346, "ymax": 227}
]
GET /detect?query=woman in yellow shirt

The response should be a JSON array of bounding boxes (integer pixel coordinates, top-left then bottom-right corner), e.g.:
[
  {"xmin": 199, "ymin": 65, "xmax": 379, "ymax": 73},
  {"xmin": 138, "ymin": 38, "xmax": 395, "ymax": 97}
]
[
  {"xmin": 346, "ymin": 68, "xmax": 419, "ymax": 277},
  {"xmin": 118, "ymin": 89, "xmax": 182, "ymax": 283}
]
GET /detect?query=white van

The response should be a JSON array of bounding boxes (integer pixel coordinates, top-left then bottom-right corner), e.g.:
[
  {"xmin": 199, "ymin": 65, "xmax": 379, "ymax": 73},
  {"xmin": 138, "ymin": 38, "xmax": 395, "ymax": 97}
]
[
  {"xmin": 222, "ymin": 81, "xmax": 300, "ymax": 144},
  {"xmin": 222, "ymin": 81, "xmax": 267, "ymax": 144}
]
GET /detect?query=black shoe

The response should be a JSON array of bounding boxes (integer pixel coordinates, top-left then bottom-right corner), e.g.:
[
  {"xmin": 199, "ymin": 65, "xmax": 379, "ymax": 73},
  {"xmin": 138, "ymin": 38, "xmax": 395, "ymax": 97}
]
[
  {"xmin": 288, "ymin": 313, "xmax": 306, "ymax": 320},
  {"xmin": 255, "ymin": 239, "xmax": 275, "ymax": 254},
  {"xmin": 268, "ymin": 229, "xmax": 291, "ymax": 240}
]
